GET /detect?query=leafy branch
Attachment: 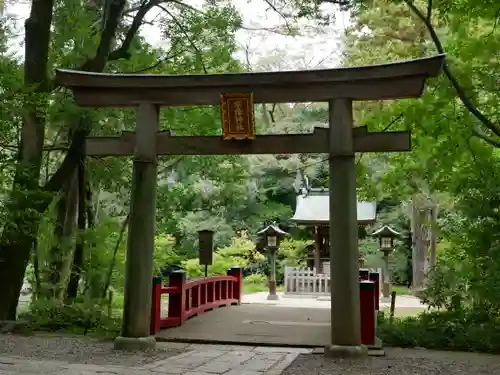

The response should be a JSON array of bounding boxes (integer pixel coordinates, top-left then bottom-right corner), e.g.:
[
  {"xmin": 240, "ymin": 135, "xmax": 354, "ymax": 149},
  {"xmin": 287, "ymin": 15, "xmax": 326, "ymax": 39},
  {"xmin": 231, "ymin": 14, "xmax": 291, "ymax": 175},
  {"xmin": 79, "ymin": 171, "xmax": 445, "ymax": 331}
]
[
  {"xmin": 403, "ymin": 0, "xmax": 500, "ymax": 147},
  {"xmin": 44, "ymin": 0, "xmax": 180, "ymax": 193},
  {"xmin": 262, "ymin": 0, "xmax": 295, "ymax": 35},
  {"xmin": 156, "ymin": 4, "xmax": 208, "ymax": 73},
  {"xmin": 128, "ymin": 49, "xmax": 188, "ymax": 73}
]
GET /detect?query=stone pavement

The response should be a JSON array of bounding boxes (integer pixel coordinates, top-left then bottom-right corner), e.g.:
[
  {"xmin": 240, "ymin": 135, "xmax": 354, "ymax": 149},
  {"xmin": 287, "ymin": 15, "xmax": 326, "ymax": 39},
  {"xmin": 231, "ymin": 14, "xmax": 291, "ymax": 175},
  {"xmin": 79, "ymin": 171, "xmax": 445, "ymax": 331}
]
[
  {"xmin": 157, "ymin": 293, "xmax": 427, "ymax": 346},
  {"xmin": 0, "ymin": 343, "xmax": 311, "ymax": 375},
  {"xmin": 156, "ymin": 304, "xmax": 330, "ymax": 346}
]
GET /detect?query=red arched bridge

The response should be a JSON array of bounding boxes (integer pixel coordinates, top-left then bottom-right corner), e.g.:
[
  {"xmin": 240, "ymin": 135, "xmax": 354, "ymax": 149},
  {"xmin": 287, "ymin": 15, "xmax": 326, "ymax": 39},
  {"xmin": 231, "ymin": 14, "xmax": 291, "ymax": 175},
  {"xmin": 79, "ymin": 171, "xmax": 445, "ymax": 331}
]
[{"xmin": 150, "ymin": 267, "xmax": 381, "ymax": 348}]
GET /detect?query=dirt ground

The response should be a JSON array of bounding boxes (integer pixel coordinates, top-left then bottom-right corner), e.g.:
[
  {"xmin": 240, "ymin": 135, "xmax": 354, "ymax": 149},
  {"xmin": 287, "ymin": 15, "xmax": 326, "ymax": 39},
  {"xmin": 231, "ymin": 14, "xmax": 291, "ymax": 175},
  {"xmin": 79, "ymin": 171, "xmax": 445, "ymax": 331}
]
[
  {"xmin": 283, "ymin": 347, "xmax": 500, "ymax": 375},
  {"xmin": 0, "ymin": 333, "xmax": 182, "ymax": 366}
]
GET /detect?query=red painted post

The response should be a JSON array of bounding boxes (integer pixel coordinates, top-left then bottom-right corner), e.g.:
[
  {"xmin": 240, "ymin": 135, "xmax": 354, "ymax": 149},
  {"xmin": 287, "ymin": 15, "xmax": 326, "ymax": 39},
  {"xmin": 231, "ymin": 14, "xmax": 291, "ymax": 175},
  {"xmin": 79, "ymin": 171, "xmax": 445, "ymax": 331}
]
[
  {"xmin": 168, "ymin": 270, "xmax": 187, "ymax": 325},
  {"xmin": 359, "ymin": 280, "xmax": 376, "ymax": 346},
  {"xmin": 227, "ymin": 267, "xmax": 243, "ymax": 303},
  {"xmin": 150, "ymin": 276, "xmax": 162, "ymax": 334},
  {"xmin": 369, "ymin": 271, "xmax": 380, "ymax": 311},
  {"xmin": 359, "ymin": 268, "xmax": 369, "ymax": 280}
]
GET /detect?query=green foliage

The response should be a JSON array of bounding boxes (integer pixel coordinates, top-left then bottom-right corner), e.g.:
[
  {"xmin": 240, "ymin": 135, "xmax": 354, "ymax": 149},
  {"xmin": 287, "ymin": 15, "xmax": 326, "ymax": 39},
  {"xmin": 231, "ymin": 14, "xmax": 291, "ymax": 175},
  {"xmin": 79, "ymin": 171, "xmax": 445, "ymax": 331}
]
[
  {"xmin": 244, "ymin": 273, "xmax": 267, "ymax": 285},
  {"xmin": 21, "ymin": 298, "xmax": 120, "ymax": 335},
  {"xmin": 416, "ymin": 147, "xmax": 500, "ymax": 314},
  {"xmin": 182, "ymin": 235, "xmax": 265, "ymax": 278},
  {"xmin": 378, "ymin": 309, "xmax": 500, "ymax": 353},
  {"xmin": 242, "ymin": 274, "xmax": 269, "ymax": 293},
  {"xmin": 153, "ymin": 234, "xmax": 181, "ymax": 275},
  {"xmin": 279, "ymin": 238, "xmax": 309, "ymax": 267},
  {"xmin": 421, "ymin": 261, "xmax": 469, "ymax": 311},
  {"xmin": 435, "ymin": 0, "xmax": 500, "ymax": 20}
]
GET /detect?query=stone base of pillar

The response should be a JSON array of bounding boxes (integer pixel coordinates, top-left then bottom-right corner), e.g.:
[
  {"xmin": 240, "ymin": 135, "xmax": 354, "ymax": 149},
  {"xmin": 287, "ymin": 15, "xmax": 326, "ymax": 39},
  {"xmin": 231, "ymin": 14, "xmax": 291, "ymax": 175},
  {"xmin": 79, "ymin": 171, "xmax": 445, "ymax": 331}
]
[
  {"xmin": 324, "ymin": 344, "xmax": 368, "ymax": 358},
  {"xmin": 114, "ymin": 336, "xmax": 156, "ymax": 351},
  {"xmin": 266, "ymin": 294, "xmax": 279, "ymax": 301}
]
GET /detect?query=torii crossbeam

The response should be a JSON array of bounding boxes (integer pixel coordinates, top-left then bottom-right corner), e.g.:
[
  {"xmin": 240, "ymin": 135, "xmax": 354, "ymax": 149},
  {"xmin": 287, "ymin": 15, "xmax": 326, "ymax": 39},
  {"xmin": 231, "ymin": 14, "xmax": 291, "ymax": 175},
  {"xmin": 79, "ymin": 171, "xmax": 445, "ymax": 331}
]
[
  {"xmin": 83, "ymin": 126, "xmax": 410, "ymax": 156},
  {"xmin": 56, "ymin": 53, "xmax": 445, "ymax": 355}
]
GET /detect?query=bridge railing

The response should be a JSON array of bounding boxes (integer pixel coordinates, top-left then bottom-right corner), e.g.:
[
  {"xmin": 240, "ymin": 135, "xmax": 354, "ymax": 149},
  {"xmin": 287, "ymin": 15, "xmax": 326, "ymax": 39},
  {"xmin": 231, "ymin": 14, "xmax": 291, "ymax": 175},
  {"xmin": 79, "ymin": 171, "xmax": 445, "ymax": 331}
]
[{"xmin": 150, "ymin": 267, "xmax": 243, "ymax": 334}]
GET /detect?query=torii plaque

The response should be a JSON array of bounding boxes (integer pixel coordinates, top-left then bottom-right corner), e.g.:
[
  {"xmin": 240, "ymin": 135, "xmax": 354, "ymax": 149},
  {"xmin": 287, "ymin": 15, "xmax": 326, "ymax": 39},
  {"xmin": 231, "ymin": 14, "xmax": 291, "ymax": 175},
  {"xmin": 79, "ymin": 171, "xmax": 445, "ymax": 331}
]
[
  {"xmin": 220, "ymin": 92, "xmax": 256, "ymax": 140},
  {"xmin": 56, "ymin": 54, "xmax": 444, "ymax": 354}
]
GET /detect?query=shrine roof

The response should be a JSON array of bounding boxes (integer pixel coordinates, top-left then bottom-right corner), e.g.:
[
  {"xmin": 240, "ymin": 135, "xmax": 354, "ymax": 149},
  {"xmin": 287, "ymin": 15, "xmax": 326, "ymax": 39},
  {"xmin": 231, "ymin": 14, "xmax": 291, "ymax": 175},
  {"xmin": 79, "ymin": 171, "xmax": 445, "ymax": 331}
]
[
  {"xmin": 291, "ymin": 188, "xmax": 376, "ymax": 225},
  {"xmin": 55, "ymin": 54, "xmax": 445, "ymax": 107}
]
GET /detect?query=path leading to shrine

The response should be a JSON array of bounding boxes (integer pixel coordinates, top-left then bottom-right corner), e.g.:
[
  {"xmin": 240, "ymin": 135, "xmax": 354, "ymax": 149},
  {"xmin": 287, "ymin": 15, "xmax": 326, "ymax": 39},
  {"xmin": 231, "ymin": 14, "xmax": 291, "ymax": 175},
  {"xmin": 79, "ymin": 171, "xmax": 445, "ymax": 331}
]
[{"xmin": 155, "ymin": 292, "xmax": 427, "ymax": 347}]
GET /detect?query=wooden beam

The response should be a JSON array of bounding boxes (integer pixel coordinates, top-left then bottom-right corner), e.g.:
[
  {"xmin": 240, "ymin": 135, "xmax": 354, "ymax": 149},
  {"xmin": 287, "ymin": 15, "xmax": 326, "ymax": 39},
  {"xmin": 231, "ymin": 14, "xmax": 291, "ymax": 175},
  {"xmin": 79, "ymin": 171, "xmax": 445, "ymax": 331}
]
[
  {"xmin": 55, "ymin": 55, "xmax": 445, "ymax": 107},
  {"xmin": 84, "ymin": 127, "xmax": 410, "ymax": 156}
]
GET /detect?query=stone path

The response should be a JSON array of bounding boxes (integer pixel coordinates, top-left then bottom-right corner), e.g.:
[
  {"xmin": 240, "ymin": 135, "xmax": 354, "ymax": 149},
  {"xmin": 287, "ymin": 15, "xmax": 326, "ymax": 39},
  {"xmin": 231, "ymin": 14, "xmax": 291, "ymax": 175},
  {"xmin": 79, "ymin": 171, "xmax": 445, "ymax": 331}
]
[
  {"xmin": 143, "ymin": 344, "xmax": 311, "ymax": 375},
  {"xmin": 0, "ymin": 340, "xmax": 310, "ymax": 375},
  {"xmin": 157, "ymin": 293, "xmax": 427, "ymax": 346},
  {"xmin": 242, "ymin": 292, "xmax": 427, "ymax": 310},
  {"xmin": 156, "ymin": 304, "xmax": 331, "ymax": 346}
]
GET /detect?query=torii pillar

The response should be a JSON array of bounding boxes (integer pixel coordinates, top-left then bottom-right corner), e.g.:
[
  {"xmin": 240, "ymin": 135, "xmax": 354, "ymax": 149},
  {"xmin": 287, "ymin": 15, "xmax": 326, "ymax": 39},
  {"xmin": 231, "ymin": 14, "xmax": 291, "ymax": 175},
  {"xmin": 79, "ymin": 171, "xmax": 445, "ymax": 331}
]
[
  {"xmin": 326, "ymin": 99, "xmax": 363, "ymax": 356},
  {"xmin": 114, "ymin": 103, "xmax": 159, "ymax": 350}
]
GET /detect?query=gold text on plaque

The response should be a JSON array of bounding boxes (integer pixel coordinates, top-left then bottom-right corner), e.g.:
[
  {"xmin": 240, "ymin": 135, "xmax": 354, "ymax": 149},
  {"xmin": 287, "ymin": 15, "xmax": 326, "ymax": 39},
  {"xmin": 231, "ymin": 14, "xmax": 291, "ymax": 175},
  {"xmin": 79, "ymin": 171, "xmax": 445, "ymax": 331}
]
[{"xmin": 220, "ymin": 93, "xmax": 256, "ymax": 140}]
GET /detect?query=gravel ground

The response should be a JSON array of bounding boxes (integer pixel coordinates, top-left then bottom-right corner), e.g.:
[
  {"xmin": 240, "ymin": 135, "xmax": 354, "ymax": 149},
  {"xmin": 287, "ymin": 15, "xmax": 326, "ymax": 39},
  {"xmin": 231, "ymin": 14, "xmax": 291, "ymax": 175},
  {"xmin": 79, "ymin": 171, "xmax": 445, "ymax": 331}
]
[
  {"xmin": 0, "ymin": 334, "xmax": 183, "ymax": 367},
  {"xmin": 282, "ymin": 348, "xmax": 500, "ymax": 375}
]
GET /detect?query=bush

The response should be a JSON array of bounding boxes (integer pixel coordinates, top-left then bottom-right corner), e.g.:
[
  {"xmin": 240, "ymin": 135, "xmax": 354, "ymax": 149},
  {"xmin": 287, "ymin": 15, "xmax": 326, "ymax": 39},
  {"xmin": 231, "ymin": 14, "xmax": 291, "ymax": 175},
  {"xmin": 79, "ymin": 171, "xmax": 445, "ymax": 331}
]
[
  {"xmin": 421, "ymin": 261, "xmax": 469, "ymax": 311},
  {"xmin": 182, "ymin": 235, "xmax": 264, "ymax": 278},
  {"xmin": 278, "ymin": 238, "xmax": 309, "ymax": 267},
  {"xmin": 20, "ymin": 298, "xmax": 120, "ymax": 336},
  {"xmin": 154, "ymin": 234, "xmax": 182, "ymax": 275},
  {"xmin": 244, "ymin": 273, "xmax": 267, "ymax": 285},
  {"xmin": 242, "ymin": 274, "xmax": 269, "ymax": 293},
  {"xmin": 378, "ymin": 309, "xmax": 500, "ymax": 353}
]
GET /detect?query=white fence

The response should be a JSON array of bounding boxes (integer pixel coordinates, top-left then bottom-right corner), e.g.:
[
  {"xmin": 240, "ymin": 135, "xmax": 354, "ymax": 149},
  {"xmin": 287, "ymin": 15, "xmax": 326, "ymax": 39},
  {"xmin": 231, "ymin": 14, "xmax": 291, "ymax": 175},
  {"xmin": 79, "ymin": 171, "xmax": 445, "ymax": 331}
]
[
  {"xmin": 284, "ymin": 265, "xmax": 382, "ymax": 296},
  {"xmin": 284, "ymin": 266, "xmax": 331, "ymax": 295}
]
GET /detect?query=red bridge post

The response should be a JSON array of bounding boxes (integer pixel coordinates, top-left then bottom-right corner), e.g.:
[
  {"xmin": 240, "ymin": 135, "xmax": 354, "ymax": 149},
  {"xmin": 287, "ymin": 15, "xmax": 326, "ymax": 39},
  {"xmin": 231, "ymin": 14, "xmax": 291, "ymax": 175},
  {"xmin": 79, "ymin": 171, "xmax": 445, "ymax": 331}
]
[
  {"xmin": 359, "ymin": 280, "xmax": 376, "ymax": 346},
  {"xmin": 359, "ymin": 268, "xmax": 369, "ymax": 280},
  {"xmin": 369, "ymin": 271, "xmax": 380, "ymax": 311},
  {"xmin": 150, "ymin": 276, "xmax": 162, "ymax": 334},
  {"xmin": 227, "ymin": 267, "xmax": 243, "ymax": 303},
  {"xmin": 168, "ymin": 270, "xmax": 187, "ymax": 326}
]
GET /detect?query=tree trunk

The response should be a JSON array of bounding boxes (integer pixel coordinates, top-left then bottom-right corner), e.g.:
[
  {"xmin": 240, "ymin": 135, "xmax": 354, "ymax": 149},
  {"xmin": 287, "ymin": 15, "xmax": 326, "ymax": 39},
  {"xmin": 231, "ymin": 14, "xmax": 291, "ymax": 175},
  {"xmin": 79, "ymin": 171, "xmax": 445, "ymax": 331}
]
[
  {"xmin": 429, "ymin": 204, "xmax": 439, "ymax": 267},
  {"xmin": 313, "ymin": 226, "xmax": 321, "ymax": 273},
  {"xmin": 32, "ymin": 237, "xmax": 41, "ymax": 300},
  {"xmin": 47, "ymin": 170, "xmax": 78, "ymax": 299},
  {"xmin": 0, "ymin": 0, "xmax": 145, "ymax": 319},
  {"xmin": 0, "ymin": 0, "xmax": 55, "ymax": 320},
  {"xmin": 66, "ymin": 157, "xmax": 86, "ymax": 300},
  {"xmin": 86, "ymin": 182, "xmax": 95, "ymax": 229},
  {"xmin": 84, "ymin": 182, "xmax": 102, "ymax": 298},
  {"xmin": 101, "ymin": 213, "xmax": 130, "ymax": 299},
  {"xmin": 411, "ymin": 195, "xmax": 429, "ymax": 292},
  {"xmin": 405, "ymin": 230, "xmax": 413, "ymax": 288}
]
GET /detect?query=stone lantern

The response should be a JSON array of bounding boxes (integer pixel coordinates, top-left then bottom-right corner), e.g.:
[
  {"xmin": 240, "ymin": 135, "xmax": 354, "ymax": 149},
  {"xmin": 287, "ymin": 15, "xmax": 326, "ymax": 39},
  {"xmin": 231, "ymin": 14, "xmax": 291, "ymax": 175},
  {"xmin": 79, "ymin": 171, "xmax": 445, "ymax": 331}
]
[
  {"xmin": 372, "ymin": 225, "xmax": 400, "ymax": 299},
  {"xmin": 358, "ymin": 254, "xmax": 365, "ymax": 268},
  {"xmin": 198, "ymin": 230, "xmax": 214, "ymax": 277},
  {"xmin": 257, "ymin": 223, "xmax": 289, "ymax": 301}
]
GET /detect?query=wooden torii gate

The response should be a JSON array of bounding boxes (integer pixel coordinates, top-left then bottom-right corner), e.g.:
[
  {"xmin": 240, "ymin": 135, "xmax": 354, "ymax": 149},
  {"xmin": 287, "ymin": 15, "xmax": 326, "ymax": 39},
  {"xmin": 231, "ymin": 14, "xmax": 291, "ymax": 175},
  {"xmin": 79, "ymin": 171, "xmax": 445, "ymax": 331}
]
[{"xmin": 56, "ymin": 54, "xmax": 444, "ymax": 355}]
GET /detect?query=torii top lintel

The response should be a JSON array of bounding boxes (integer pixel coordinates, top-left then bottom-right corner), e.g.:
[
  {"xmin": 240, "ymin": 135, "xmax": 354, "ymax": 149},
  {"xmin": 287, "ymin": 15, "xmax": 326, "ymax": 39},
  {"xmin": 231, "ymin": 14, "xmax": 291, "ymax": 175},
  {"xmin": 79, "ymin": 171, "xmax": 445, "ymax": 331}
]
[{"xmin": 55, "ymin": 54, "xmax": 445, "ymax": 107}]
